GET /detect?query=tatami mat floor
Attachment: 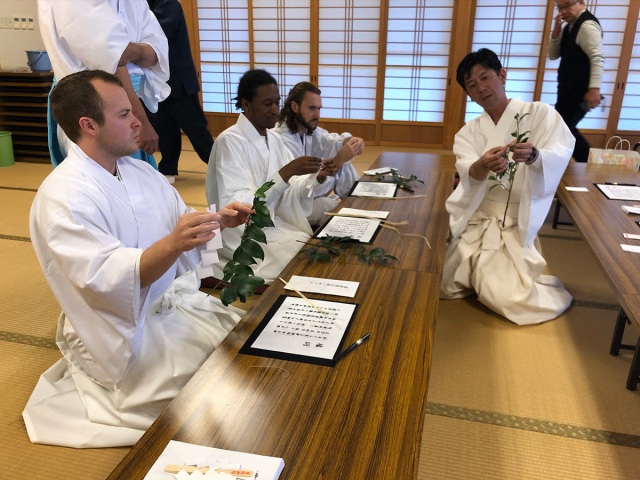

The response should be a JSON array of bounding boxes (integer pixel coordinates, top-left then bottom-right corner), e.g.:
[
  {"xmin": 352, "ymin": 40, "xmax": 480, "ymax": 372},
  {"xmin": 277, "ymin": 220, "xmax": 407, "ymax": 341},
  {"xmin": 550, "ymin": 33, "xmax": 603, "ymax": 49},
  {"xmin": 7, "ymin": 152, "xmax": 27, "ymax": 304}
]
[{"xmin": 1, "ymin": 142, "xmax": 639, "ymax": 479}]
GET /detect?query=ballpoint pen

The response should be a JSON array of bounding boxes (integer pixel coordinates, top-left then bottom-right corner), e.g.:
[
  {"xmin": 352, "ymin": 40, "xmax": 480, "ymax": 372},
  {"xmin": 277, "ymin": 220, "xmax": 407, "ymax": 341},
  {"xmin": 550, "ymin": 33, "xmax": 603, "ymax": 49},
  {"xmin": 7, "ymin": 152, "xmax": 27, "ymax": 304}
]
[{"xmin": 335, "ymin": 333, "xmax": 370, "ymax": 362}]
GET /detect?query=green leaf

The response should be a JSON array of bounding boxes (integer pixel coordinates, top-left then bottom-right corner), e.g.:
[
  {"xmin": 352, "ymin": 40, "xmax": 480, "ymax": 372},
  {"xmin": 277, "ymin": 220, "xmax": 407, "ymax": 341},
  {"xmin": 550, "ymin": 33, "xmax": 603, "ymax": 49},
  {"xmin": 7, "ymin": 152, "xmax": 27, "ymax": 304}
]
[
  {"xmin": 328, "ymin": 247, "xmax": 343, "ymax": 256},
  {"xmin": 358, "ymin": 254, "xmax": 371, "ymax": 265},
  {"xmin": 237, "ymin": 276, "xmax": 265, "ymax": 297},
  {"xmin": 232, "ymin": 249, "xmax": 257, "ymax": 266},
  {"xmin": 353, "ymin": 245, "xmax": 366, "ymax": 254},
  {"xmin": 369, "ymin": 247, "xmax": 385, "ymax": 256},
  {"xmin": 244, "ymin": 224, "xmax": 267, "ymax": 244},
  {"xmin": 254, "ymin": 180, "xmax": 275, "ymax": 198},
  {"xmin": 251, "ymin": 214, "xmax": 274, "ymax": 228},
  {"xmin": 318, "ymin": 252, "xmax": 331, "ymax": 262},
  {"xmin": 241, "ymin": 238, "xmax": 265, "ymax": 261},
  {"xmin": 220, "ymin": 287, "xmax": 238, "ymax": 306},
  {"xmin": 254, "ymin": 204, "xmax": 271, "ymax": 218}
]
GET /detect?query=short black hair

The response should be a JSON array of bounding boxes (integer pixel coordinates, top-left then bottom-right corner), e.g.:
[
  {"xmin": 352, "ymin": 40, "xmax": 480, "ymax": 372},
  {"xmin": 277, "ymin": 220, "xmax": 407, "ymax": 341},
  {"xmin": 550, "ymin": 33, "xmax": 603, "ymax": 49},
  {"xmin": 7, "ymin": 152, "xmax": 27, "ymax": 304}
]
[
  {"xmin": 456, "ymin": 48, "xmax": 503, "ymax": 92},
  {"xmin": 279, "ymin": 81, "xmax": 322, "ymax": 131},
  {"xmin": 234, "ymin": 69, "xmax": 278, "ymax": 110},
  {"xmin": 50, "ymin": 70, "xmax": 123, "ymax": 143}
]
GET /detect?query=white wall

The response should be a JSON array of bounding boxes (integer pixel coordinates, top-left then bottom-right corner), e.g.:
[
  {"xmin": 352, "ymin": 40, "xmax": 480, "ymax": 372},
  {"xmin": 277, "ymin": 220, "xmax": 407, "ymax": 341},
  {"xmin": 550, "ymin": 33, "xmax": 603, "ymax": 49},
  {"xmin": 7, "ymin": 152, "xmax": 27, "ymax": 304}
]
[{"xmin": 0, "ymin": 0, "xmax": 45, "ymax": 71}]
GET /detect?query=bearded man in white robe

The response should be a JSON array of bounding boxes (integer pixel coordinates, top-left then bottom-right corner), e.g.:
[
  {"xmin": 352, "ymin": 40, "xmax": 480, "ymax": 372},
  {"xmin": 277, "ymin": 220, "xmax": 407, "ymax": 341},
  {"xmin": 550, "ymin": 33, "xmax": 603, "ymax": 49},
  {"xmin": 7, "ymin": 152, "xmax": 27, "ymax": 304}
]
[
  {"xmin": 37, "ymin": 0, "xmax": 170, "ymax": 167},
  {"xmin": 206, "ymin": 69, "xmax": 329, "ymax": 283},
  {"xmin": 440, "ymin": 48, "xmax": 575, "ymax": 325},
  {"xmin": 272, "ymin": 81, "xmax": 363, "ymax": 212},
  {"xmin": 23, "ymin": 70, "xmax": 252, "ymax": 448}
]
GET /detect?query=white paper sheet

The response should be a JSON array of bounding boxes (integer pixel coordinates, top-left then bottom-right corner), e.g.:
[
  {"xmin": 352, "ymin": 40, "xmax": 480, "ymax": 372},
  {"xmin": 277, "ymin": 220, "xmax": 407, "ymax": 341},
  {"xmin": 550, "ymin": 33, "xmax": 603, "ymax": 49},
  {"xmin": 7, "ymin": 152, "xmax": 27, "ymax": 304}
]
[
  {"xmin": 350, "ymin": 182, "xmax": 397, "ymax": 198},
  {"xmin": 621, "ymin": 244, "xmax": 640, "ymax": 253},
  {"xmin": 336, "ymin": 207, "xmax": 389, "ymax": 219},
  {"xmin": 316, "ymin": 216, "xmax": 380, "ymax": 243},
  {"xmin": 622, "ymin": 205, "xmax": 640, "ymax": 214},
  {"xmin": 623, "ymin": 233, "xmax": 640, "ymax": 240},
  {"xmin": 597, "ymin": 184, "xmax": 640, "ymax": 201},
  {"xmin": 142, "ymin": 440, "xmax": 284, "ymax": 480},
  {"xmin": 284, "ymin": 275, "xmax": 359, "ymax": 298},
  {"xmin": 565, "ymin": 186, "xmax": 589, "ymax": 192},
  {"xmin": 251, "ymin": 297, "xmax": 357, "ymax": 361}
]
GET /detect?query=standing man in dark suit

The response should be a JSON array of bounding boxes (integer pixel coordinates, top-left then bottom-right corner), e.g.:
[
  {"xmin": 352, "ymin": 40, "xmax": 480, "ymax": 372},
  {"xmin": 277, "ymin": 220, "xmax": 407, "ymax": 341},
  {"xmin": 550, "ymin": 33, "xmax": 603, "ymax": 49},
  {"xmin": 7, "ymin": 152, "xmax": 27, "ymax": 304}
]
[
  {"xmin": 548, "ymin": 0, "xmax": 603, "ymax": 163},
  {"xmin": 147, "ymin": 0, "xmax": 214, "ymax": 184}
]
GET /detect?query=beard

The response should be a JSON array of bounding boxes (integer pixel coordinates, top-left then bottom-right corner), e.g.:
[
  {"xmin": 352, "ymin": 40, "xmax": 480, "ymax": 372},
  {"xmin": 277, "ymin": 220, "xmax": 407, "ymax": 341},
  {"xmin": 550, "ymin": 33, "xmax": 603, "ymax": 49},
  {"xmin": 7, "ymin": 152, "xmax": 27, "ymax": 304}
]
[
  {"xmin": 295, "ymin": 112, "xmax": 318, "ymax": 135},
  {"xmin": 96, "ymin": 133, "xmax": 139, "ymax": 159}
]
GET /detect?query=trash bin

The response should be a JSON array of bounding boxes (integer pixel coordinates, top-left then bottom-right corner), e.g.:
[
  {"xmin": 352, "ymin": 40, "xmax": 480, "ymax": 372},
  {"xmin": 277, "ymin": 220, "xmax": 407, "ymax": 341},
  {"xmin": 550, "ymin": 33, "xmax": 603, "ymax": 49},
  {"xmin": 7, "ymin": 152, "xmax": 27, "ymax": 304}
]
[
  {"xmin": 26, "ymin": 50, "xmax": 52, "ymax": 72},
  {"xmin": 0, "ymin": 131, "xmax": 15, "ymax": 167}
]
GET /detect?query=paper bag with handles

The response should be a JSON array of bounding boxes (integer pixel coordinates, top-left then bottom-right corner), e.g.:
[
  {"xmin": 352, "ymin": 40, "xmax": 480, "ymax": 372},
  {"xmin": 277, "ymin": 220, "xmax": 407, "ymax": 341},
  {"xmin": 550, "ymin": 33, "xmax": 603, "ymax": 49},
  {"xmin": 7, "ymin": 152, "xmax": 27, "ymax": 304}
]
[{"xmin": 588, "ymin": 136, "xmax": 640, "ymax": 171}]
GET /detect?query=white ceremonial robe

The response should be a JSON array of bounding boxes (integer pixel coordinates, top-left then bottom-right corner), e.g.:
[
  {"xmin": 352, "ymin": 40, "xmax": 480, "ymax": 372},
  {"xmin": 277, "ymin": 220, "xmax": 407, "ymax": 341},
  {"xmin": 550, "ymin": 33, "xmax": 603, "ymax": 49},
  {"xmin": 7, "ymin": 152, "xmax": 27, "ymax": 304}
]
[
  {"xmin": 440, "ymin": 98, "xmax": 575, "ymax": 325},
  {"xmin": 37, "ymin": 0, "xmax": 170, "ymax": 112},
  {"xmin": 206, "ymin": 114, "xmax": 324, "ymax": 282},
  {"xmin": 23, "ymin": 144, "xmax": 243, "ymax": 448},
  {"xmin": 272, "ymin": 123, "xmax": 360, "ymax": 199}
]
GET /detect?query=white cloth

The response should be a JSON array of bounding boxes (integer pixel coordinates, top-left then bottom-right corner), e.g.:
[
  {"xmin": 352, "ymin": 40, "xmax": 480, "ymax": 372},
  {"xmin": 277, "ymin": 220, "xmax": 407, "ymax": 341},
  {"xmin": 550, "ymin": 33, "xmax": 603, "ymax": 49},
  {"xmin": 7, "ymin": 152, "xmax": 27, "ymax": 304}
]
[
  {"xmin": 440, "ymin": 98, "xmax": 575, "ymax": 325},
  {"xmin": 37, "ymin": 0, "xmax": 170, "ymax": 112},
  {"xmin": 23, "ymin": 144, "xmax": 242, "ymax": 448},
  {"xmin": 548, "ymin": 10, "xmax": 604, "ymax": 90},
  {"xmin": 272, "ymin": 123, "xmax": 360, "ymax": 198},
  {"xmin": 206, "ymin": 114, "xmax": 323, "ymax": 282}
]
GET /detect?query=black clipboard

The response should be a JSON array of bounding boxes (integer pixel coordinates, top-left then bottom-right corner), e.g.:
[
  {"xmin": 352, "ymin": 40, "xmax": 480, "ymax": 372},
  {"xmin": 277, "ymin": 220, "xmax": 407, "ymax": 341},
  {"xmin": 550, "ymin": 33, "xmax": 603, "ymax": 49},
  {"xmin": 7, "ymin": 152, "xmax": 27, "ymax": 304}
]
[
  {"xmin": 240, "ymin": 295, "xmax": 358, "ymax": 367},
  {"xmin": 311, "ymin": 215, "xmax": 383, "ymax": 244},
  {"xmin": 347, "ymin": 180, "xmax": 398, "ymax": 198},
  {"xmin": 594, "ymin": 183, "xmax": 640, "ymax": 201}
]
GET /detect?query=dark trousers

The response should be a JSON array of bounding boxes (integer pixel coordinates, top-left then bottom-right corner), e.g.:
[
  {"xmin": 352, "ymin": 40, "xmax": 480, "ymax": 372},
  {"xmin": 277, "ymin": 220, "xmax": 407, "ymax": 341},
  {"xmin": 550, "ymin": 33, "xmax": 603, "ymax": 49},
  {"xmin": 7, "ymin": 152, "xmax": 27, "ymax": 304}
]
[
  {"xmin": 154, "ymin": 93, "xmax": 213, "ymax": 175},
  {"xmin": 555, "ymin": 94, "xmax": 590, "ymax": 162}
]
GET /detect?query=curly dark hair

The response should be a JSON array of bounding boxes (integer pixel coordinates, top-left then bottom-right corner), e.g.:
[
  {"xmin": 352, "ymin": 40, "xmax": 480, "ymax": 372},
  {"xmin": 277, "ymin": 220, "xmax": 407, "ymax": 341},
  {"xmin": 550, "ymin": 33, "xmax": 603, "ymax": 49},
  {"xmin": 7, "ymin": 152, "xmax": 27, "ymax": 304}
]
[
  {"xmin": 234, "ymin": 69, "xmax": 278, "ymax": 110},
  {"xmin": 278, "ymin": 81, "xmax": 321, "ymax": 132}
]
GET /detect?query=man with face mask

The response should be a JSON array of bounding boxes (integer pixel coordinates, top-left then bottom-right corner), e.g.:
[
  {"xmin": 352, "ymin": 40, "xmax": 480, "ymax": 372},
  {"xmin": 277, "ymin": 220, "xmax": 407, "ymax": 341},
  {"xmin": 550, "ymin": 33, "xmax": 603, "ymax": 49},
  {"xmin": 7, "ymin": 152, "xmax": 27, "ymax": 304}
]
[{"xmin": 273, "ymin": 81, "xmax": 363, "ymax": 202}]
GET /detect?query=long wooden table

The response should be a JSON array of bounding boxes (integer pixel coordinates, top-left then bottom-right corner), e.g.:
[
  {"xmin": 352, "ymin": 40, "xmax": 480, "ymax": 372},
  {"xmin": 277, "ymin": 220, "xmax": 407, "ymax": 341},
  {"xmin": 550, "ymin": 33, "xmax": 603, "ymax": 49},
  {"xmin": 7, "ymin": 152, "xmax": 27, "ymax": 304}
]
[
  {"xmin": 107, "ymin": 152, "xmax": 455, "ymax": 479},
  {"xmin": 556, "ymin": 162, "xmax": 640, "ymax": 390}
]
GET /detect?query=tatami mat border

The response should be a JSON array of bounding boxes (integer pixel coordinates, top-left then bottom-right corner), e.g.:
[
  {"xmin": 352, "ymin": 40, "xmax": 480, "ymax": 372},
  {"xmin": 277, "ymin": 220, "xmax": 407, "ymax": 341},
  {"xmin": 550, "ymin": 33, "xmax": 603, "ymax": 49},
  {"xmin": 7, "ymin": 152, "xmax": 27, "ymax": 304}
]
[
  {"xmin": 573, "ymin": 299, "xmax": 620, "ymax": 311},
  {"xmin": 0, "ymin": 331, "xmax": 57, "ymax": 349},
  {"xmin": 0, "ymin": 186, "xmax": 38, "ymax": 193},
  {"xmin": 0, "ymin": 234, "xmax": 30, "ymax": 242},
  {"xmin": 538, "ymin": 232, "xmax": 582, "ymax": 241},
  {"xmin": 426, "ymin": 402, "xmax": 640, "ymax": 449}
]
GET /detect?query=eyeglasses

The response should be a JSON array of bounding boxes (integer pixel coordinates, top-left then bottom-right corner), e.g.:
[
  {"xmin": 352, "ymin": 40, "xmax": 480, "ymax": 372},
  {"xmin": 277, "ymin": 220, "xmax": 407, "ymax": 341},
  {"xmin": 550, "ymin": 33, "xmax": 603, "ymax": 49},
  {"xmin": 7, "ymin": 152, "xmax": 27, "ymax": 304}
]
[{"xmin": 557, "ymin": 0, "xmax": 578, "ymax": 11}]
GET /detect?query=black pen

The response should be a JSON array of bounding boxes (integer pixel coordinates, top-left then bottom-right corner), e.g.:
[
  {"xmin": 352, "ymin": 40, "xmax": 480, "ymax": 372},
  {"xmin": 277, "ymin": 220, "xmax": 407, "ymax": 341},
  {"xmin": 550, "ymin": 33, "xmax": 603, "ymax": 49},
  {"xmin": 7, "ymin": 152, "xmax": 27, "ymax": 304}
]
[
  {"xmin": 605, "ymin": 182, "xmax": 637, "ymax": 186},
  {"xmin": 335, "ymin": 333, "xmax": 370, "ymax": 362}
]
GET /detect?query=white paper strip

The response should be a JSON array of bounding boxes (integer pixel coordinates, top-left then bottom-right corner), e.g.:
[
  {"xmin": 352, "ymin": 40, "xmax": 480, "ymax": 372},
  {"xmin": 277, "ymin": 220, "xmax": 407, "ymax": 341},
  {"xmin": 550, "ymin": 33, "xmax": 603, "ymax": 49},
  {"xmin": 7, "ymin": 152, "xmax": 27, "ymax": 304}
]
[
  {"xmin": 363, "ymin": 167, "xmax": 392, "ymax": 175},
  {"xmin": 337, "ymin": 207, "xmax": 389, "ymax": 219},
  {"xmin": 201, "ymin": 250, "xmax": 220, "ymax": 265},
  {"xmin": 284, "ymin": 275, "xmax": 359, "ymax": 298}
]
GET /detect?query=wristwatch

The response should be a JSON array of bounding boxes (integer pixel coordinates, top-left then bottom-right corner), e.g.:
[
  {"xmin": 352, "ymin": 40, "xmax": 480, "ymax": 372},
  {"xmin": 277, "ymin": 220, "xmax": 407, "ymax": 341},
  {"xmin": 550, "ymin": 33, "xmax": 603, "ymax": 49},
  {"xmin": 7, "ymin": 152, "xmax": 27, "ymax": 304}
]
[{"xmin": 526, "ymin": 146, "xmax": 538, "ymax": 164}]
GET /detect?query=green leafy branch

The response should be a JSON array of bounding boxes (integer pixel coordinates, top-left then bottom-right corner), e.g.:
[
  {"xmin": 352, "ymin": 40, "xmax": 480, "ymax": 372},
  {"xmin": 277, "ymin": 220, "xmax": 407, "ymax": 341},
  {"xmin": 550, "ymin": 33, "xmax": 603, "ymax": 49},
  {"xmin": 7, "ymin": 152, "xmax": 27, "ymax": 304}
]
[
  {"xmin": 220, "ymin": 181, "xmax": 275, "ymax": 306},
  {"xmin": 488, "ymin": 112, "xmax": 530, "ymax": 226},
  {"xmin": 374, "ymin": 168, "xmax": 424, "ymax": 192},
  {"xmin": 298, "ymin": 235, "xmax": 398, "ymax": 266}
]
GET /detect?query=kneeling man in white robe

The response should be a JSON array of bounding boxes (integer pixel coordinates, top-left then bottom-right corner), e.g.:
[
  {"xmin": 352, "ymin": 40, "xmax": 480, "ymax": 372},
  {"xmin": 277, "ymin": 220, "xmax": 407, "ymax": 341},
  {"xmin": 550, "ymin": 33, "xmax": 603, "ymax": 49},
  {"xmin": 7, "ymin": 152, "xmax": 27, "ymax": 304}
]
[
  {"xmin": 207, "ymin": 69, "xmax": 329, "ymax": 283},
  {"xmin": 23, "ymin": 70, "xmax": 253, "ymax": 448},
  {"xmin": 440, "ymin": 48, "xmax": 575, "ymax": 325}
]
